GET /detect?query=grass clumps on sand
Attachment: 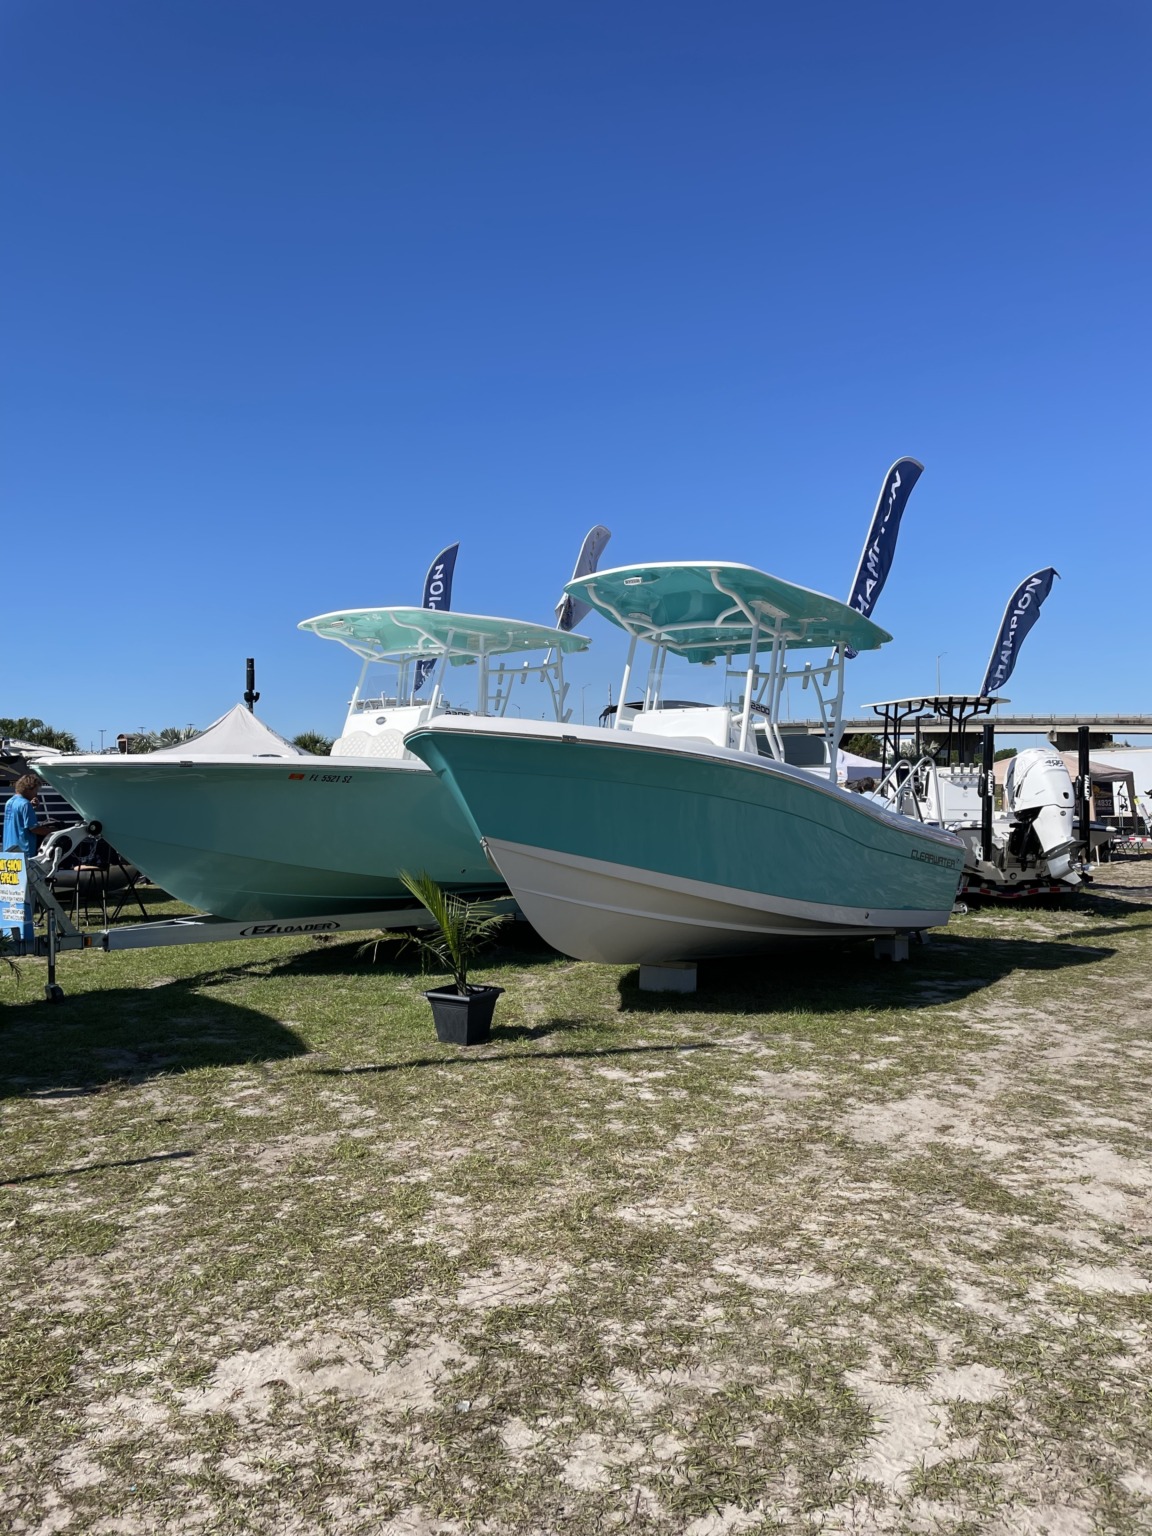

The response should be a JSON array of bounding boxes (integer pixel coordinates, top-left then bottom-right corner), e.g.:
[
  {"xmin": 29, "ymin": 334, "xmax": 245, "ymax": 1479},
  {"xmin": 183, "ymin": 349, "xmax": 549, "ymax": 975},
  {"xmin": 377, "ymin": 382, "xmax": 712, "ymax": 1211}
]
[{"xmin": 1, "ymin": 869, "xmax": 1151, "ymax": 1532}]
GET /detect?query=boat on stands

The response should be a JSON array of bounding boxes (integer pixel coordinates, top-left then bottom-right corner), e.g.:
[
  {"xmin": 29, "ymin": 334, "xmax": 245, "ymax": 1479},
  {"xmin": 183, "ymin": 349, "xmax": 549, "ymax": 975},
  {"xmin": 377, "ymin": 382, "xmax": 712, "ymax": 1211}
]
[
  {"xmin": 404, "ymin": 562, "xmax": 967, "ymax": 964},
  {"xmin": 35, "ymin": 610, "xmax": 588, "ymax": 920}
]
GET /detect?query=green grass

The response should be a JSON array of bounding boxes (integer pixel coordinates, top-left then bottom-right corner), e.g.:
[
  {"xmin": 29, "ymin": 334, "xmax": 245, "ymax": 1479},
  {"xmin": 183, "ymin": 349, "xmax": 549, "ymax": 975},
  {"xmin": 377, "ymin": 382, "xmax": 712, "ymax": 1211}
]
[{"xmin": 2, "ymin": 867, "xmax": 1152, "ymax": 1532}]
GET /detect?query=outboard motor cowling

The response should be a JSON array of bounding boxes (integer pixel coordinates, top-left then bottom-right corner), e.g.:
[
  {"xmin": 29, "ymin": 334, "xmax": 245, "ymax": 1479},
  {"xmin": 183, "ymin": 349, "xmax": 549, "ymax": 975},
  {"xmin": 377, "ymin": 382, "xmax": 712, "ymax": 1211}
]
[{"xmin": 1005, "ymin": 749, "xmax": 1078, "ymax": 880}]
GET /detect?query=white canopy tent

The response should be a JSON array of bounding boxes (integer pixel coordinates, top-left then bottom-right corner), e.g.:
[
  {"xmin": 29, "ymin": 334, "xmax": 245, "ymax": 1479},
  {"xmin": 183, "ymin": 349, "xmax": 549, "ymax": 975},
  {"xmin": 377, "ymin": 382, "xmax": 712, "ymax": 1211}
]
[
  {"xmin": 148, "ymin": 704, "xmax": 309, "ymax": 759},
  {"xmin": 837, "ymin": 748, "xmax": 883, "ymax": 784}
]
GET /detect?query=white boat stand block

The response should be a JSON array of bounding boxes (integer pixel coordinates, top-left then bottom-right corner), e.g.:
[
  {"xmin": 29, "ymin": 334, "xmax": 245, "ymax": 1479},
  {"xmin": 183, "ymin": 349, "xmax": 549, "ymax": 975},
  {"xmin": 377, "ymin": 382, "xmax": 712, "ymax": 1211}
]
[
  {"xmin": 638, "ymin": 961, "xmax": 698, "ymax": 993},
  {"xmin": 874, "ymin": 933, "xmax": 910, "ymax": 962}
]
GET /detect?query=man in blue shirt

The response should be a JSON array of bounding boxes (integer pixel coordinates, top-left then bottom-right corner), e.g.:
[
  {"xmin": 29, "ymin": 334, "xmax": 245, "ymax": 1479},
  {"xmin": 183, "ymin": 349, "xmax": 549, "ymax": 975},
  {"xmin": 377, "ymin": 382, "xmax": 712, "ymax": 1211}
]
[{"xmin": 3, "ymin": 774, "xmax": 45, "ymax": 946}]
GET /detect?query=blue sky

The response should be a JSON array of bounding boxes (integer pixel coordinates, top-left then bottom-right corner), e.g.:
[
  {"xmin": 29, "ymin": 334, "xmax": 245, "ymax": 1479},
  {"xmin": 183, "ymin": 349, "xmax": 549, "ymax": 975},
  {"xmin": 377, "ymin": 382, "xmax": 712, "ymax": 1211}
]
[{"xmin": 3, "ymin": 1, "xmax": 1148, "ymax": 747}]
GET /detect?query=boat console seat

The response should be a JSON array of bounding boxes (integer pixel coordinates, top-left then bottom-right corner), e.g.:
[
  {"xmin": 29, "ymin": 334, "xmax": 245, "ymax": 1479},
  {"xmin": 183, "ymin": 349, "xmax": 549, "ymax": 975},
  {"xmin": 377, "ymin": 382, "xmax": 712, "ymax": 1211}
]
[
  {"xmin": 630, "ymin": 706, "xmax": 735, "ymax": 749},
  {"xmin": 333, "ymin": 728, "xmax": 410, "ymax": 760}
]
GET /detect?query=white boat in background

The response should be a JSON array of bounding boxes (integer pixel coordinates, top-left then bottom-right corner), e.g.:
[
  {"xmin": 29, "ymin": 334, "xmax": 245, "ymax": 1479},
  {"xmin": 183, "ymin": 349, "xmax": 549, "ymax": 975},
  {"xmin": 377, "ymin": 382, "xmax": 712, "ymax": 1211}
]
[
  {"xmin": 865, "ymin": 695, "xmax": 1085, "ymax": 897},
  {"xmin": 36, "ymin": 609, "xmax": 589, "ymax": 920},
  {"xmin": 405, "ymin": 561, "xmax": 967, "ymax": 964}
]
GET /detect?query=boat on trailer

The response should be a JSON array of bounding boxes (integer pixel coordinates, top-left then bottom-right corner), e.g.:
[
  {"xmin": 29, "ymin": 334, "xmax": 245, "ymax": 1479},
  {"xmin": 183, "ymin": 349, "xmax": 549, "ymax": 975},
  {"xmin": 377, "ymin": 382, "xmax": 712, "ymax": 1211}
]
[
  {"xmin": 864, "ymin": 694, "xmax": 1087, "ymax": 898},
  {"xmin": 405, "ymin": 561, "xmax": 967, "ymax": 964},
  {"xmin": 35, "ymin": 609, "xmax": 588, "ymax": 921}
]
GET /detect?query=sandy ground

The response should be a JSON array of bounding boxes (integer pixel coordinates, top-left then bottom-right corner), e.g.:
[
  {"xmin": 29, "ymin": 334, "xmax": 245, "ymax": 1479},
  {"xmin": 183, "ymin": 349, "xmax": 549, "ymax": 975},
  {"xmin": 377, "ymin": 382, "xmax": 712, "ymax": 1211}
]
[{"xmin": 2, "ymin": 863, "xmax": 1151, "ymax": 1533}]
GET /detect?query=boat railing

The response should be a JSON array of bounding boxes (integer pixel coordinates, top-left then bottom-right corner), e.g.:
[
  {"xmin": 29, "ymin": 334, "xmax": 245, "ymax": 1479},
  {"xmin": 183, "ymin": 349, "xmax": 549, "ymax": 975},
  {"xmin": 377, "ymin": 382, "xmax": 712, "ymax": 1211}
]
[{"xmin": 875, "ymin": 754, "xmax": 944, "ymax": 824}]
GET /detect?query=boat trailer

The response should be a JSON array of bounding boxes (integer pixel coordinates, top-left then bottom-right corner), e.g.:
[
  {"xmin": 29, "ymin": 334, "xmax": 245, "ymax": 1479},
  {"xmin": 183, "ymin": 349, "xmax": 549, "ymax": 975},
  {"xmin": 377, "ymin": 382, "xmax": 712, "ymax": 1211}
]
[{"xmin": 12, "ymin": 856, "xmax": 508, "ymax": 1004}]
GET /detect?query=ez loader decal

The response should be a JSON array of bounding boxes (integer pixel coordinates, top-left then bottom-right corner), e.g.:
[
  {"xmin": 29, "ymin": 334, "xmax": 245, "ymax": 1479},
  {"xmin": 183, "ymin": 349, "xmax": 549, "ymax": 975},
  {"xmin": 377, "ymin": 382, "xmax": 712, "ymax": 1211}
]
[{"xmin": 241, "ymin": 920, "xmax": 341, "ymax": 936}]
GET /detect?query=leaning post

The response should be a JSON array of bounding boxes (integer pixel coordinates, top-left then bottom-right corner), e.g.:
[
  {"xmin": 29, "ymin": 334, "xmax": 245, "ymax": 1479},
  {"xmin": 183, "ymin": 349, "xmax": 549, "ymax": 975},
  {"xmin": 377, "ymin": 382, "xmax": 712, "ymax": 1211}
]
[
  {"xmin": 979, "ymin": 723, "xmax": 995, "ymax": 864},
  {"xmin": 1075, "ymin": 725, "xmax": 1091, "ymax": 859}
]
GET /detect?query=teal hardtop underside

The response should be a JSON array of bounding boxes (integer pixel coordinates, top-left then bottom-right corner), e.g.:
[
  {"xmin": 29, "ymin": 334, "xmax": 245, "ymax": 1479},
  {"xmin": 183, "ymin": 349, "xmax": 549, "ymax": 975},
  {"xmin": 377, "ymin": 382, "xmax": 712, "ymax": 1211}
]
[
  {"xmin": 564, "ymin": 562, "xmax": 891, "ymax": 660},
  {"xmin": 299, "ymin": 606, "xmax": 590, "ymax": 663}
]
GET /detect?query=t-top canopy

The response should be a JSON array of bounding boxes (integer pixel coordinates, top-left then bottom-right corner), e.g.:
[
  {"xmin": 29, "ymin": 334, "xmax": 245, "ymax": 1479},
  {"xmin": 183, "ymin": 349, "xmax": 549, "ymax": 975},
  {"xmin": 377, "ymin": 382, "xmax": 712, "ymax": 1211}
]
[
  {"xmin": 298, "ymin": 607, "xmax": 590, "ymax": 663},
  {"xmin": 864, "ymin": 696, "xmax": 1007, "ymax": 714},
  {"xmin": 565, "ymin": 562, "xmax": 891, "ymax": 662}
]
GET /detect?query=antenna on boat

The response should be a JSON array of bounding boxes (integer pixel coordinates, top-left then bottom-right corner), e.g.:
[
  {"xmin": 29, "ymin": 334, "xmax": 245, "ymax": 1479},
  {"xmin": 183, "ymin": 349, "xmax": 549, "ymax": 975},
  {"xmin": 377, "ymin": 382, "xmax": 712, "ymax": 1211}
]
[{"xmin": 244, "ymin": 658, "xmax": 260, "ymax": 713}]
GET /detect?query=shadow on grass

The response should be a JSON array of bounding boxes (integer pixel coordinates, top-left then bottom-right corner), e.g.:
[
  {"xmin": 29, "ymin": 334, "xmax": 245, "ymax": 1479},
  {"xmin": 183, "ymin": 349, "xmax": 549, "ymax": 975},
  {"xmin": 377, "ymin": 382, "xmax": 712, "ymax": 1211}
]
[
  {"xmin": 0, "ymin": 978, "xmax": 307, "ymax": 1101},
  {"xmin": 1, "ymin": 1149, "xmax": 196, "ymax": 1185},
  {"xmin": 487, "ymin": 1017, "xmax": 584, "ymax": 1045},
  {"xmin": 1056, "ymin": 924, "xmax": 1139, "ymax": 940},
  {"xmin": 615, "ymin": 932, "xmax": 1116, "ymax": 1013},
  {"xmin": 964, "ymin": 884, "xmax": 1152, "ymax": 920},
  {"xmin": 1073, "ymin": 889, "xmax": 1152, "ymax": 917},
  {"xmin": 314, "ymin": 1036, "xmax": 723, "ymax": 1076}
]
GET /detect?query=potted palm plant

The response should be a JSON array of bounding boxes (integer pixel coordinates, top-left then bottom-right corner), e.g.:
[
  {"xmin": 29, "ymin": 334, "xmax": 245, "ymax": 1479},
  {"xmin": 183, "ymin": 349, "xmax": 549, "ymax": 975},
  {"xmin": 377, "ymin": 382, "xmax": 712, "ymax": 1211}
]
[{"xmin": 399, "ymin": 870, "xmax": 507, "ymax": 1045}]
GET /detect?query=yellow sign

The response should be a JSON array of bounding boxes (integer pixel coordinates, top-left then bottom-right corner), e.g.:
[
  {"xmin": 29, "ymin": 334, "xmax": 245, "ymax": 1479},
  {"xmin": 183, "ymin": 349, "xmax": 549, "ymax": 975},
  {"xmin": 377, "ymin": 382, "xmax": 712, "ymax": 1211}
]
[{"xmin": 0, "ymin": 854, "xmax": 27, "ymax": 924}]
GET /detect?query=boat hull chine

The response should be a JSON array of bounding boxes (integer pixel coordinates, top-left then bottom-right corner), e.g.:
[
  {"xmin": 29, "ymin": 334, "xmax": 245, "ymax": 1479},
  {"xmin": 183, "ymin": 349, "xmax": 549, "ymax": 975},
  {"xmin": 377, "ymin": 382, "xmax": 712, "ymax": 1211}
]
[{"xmin": 486, "ymin": 838, "xmax": 953, "ymax": 963}]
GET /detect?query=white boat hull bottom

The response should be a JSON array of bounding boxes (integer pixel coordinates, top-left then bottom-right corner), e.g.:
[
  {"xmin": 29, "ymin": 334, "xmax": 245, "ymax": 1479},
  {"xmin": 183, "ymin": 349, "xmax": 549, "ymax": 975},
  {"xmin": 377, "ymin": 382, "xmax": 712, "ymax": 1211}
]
[{"xmin": 484, "ymin": 838, "xmax": 951, "ymax": 964}]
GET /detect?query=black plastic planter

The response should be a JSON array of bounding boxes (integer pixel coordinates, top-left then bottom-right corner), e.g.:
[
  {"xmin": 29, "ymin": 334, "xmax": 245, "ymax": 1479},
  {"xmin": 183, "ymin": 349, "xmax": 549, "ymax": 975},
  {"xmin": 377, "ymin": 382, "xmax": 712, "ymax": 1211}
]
[{"xmin": 425, "ymin": 985, "xmax": 504, "ymax": 1046}]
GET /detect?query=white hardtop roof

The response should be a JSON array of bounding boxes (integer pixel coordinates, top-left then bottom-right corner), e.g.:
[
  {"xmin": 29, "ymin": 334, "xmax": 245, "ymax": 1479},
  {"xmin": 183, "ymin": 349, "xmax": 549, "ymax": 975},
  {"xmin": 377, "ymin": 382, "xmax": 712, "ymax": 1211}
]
[
  {"xmin": 298, "ymin": 606, "xmax": 590, "ymax": 663},
  {"xmin": 864, "ymin": 695, "xmax": 1008, "ymax": 712}
]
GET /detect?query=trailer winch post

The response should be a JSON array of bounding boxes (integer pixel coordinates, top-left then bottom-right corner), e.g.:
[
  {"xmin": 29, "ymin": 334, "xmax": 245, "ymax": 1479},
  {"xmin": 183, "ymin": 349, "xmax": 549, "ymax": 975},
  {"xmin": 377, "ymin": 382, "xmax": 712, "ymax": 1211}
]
[
  {"xmin": 44, "ymin": 907, "xmax": 64, "ymax": 1003},
  {"xmin": 22, "ymin": 860, "xmax": 87, "ymax": 1001},
  {"xmin": 979, "ymin": 723, "xmax": 994, "ymax": 864}
]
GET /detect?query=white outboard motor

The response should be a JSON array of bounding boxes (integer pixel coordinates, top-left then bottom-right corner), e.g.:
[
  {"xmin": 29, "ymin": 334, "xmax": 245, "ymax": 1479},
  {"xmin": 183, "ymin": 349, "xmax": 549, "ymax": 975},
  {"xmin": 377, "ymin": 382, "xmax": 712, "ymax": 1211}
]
[{"xmin": 1005, "ymin": 749, "xmax": 1078, "ymax": 881}]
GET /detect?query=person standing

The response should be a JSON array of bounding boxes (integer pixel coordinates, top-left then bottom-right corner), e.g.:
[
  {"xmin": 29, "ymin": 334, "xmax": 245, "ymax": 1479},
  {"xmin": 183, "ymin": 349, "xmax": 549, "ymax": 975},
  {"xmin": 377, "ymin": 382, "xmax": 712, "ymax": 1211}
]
[{"xmin": 3, "ymin": 774, "xmax": 46, "ymax": 947}]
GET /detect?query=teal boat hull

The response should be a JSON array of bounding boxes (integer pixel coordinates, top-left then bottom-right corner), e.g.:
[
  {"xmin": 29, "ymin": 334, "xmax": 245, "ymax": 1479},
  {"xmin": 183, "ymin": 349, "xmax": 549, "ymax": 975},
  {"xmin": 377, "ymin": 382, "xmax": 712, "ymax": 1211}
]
[
  {"xmin": 35, "ymin": 755, "xmax": 499, "ymax": 920},
  {"xmin": 406, "ymin": 721, "xmax": 966, "ymax": 962}
]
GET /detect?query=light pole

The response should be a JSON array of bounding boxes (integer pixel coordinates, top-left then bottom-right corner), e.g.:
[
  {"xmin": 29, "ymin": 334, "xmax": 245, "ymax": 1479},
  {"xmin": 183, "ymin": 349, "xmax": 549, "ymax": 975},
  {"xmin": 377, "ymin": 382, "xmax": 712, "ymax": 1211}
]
[
  {"xmin": 936, "ymin": 653, "xmax": 947, "ymax": 696},
  {"xmin": 99, "ymin": 729, "xmax": 105, "ymax": 752},
  {"xmin": 580, "ymin": 684, "xmax": 589, "ymax": 724}
]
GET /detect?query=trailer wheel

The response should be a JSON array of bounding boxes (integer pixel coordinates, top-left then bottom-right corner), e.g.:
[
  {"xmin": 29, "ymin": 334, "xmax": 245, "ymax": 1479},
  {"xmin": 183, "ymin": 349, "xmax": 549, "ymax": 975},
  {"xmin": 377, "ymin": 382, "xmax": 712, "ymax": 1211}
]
[{"xmin": 44, "ymin": 983, "xmax": 65, "ymax": 1004}]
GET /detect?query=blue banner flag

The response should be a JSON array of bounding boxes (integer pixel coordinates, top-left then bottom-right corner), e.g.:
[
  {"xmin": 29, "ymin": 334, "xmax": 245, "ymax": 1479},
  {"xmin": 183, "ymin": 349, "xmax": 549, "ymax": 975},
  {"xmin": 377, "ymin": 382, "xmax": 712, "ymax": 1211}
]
[
  {"xmin": 979, "ymin": 568, "xmax": 1059, "ymax": 697},
  {"xmin": 555, "ymin": 525, "xmax": 612, "ymax": 631},
  {"xmin": 421, "ymin": 543, "xmax": 459, "ymax": 611},
  {"xmin": 414, "ymin": 542, "xmax": 460, "ymax": 692},
  {"xmin": 845, "ymin": 458, "xmax": 924, "ymax": 623}
]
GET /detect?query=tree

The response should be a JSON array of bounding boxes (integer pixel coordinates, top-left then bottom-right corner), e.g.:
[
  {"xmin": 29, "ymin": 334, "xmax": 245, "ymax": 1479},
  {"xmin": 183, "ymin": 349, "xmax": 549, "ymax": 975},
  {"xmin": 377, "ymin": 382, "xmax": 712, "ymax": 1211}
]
[
  {"xmin": 292, "ymin": 731, "xmax": 333, "ymax": 756},
  {"xmin": 395, "ymin": 870, "xmax": 507, "ymax": 993},
  {"xmin": 993, "ymin": 747, "xmax": 1017, "ymax": 762},
  {"xmin": 841, "ymin": 732, "xmax": 882, "ymax": 761},
  {"xmin": 156, "ymin": 725, "xmax": 201, "ymax": 747},
  {"xmin": 0, "ymin": 717, "xmax": 79, "ymax": 753},
  {"xmin": 898, "ymin": 741, "xmax": 939, "ymax": 761},
  {"xmin": 123, "ymin": 732, "xmax": 160, "ymax": 754}
]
